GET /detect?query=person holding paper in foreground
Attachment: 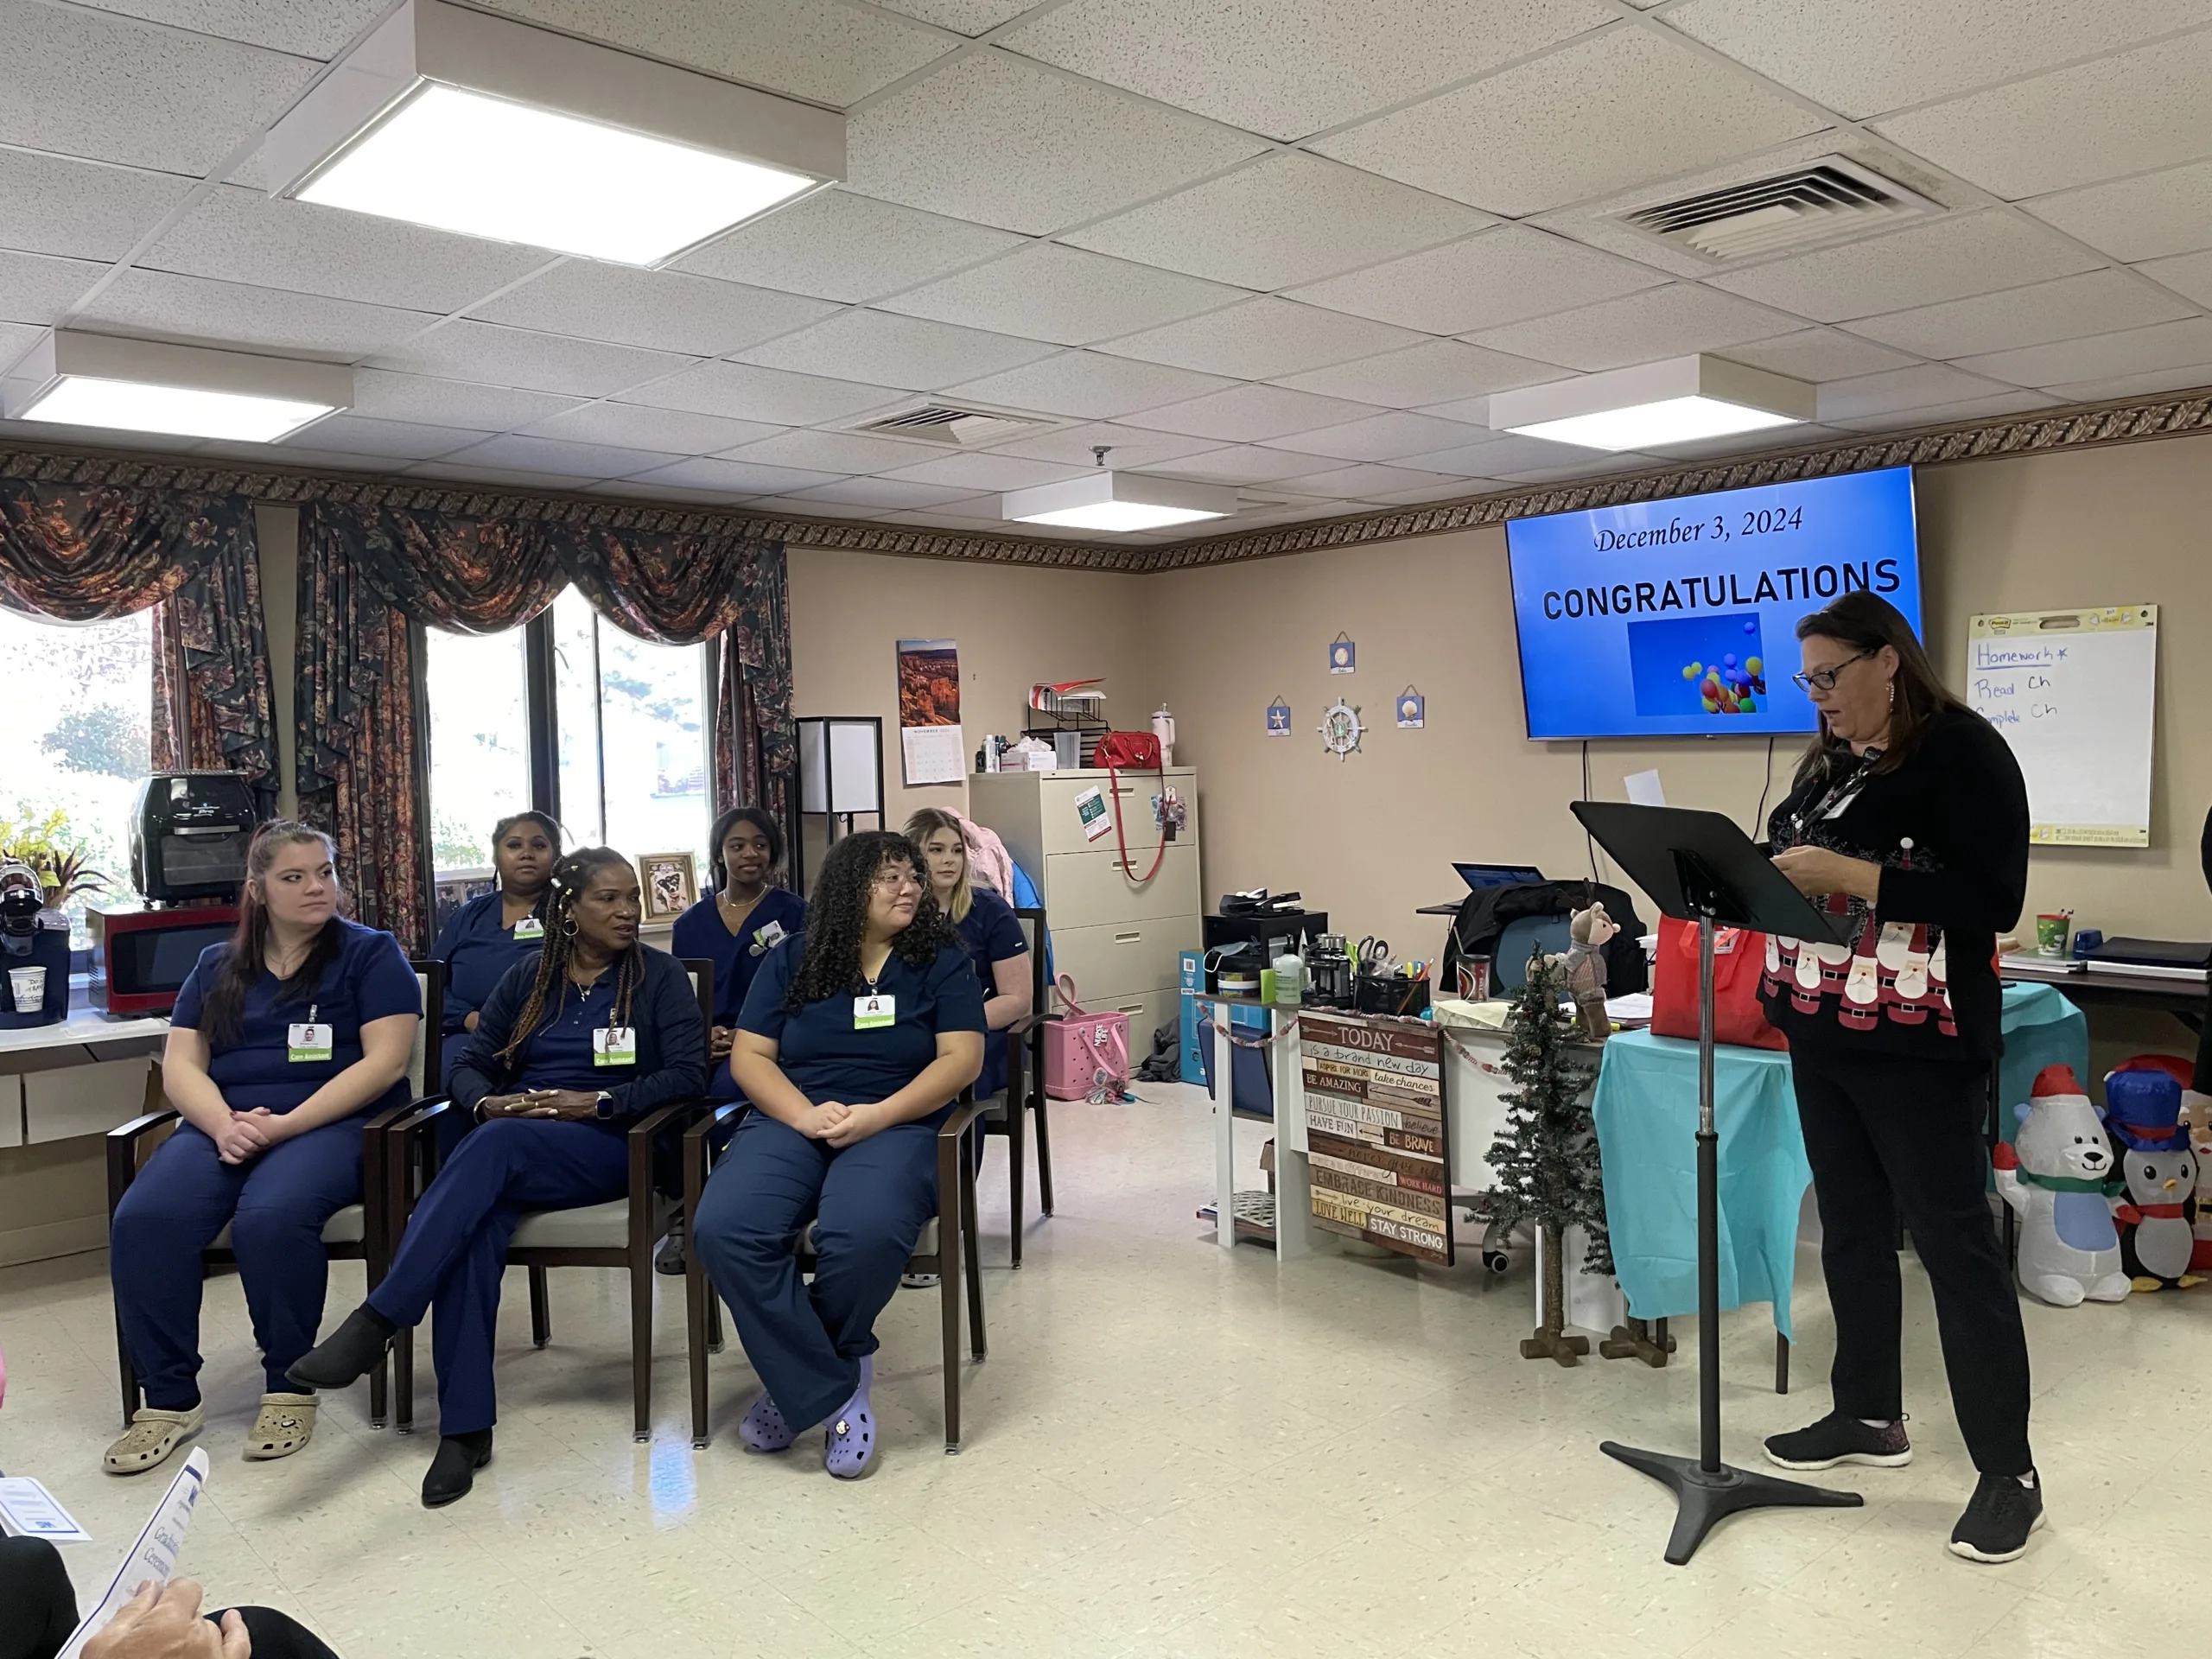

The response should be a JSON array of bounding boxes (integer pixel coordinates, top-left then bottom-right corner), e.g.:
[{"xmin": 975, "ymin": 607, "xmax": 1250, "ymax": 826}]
[{"xmin": 1757, "ymin": 592, "xmax": 2039, "ymax": 1564}]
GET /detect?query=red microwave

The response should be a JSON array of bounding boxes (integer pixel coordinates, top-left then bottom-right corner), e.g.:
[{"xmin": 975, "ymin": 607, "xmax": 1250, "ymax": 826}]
[{"xmin": 87, "ymin": 903, "xmax": 238, "ymax": 1016}]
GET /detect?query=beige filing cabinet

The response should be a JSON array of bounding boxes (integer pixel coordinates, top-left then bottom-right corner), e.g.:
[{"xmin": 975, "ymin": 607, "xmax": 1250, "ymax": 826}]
[{"xmin": 966, "ymin": 767, "xmax": 1201, "ymax": 1046}]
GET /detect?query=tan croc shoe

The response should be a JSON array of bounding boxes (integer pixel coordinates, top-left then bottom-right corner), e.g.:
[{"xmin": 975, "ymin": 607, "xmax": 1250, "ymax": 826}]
[
  {"xmin": 104, "ymin": 1406, "xmax": 205, "ymax": 1475},
  {"xmin": 245, "ymin": 1392, "xmax": 317, "ymax": 1460}
]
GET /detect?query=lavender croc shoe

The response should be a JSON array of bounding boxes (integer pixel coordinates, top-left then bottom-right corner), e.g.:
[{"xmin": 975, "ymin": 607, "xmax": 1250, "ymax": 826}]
[
  {"xmin": 823, "ymin": 1356, "xmax": 875, "ymax": 1479},
  {"xmin": 739, "ymin": 1391, "xmax": 796, "ymax": 1452}
]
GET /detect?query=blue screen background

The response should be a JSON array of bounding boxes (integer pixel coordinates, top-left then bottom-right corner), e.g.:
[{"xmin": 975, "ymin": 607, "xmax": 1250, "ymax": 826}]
[{"xmin": 1504, "ymin": 467, "xmax": 1921, "ymax": 740}]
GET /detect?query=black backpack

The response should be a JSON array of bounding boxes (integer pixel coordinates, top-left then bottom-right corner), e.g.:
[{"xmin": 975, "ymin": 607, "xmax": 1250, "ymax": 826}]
[{"xmin": 1437, "ymin": 880, "xmax": 1649, "ymax": 996}]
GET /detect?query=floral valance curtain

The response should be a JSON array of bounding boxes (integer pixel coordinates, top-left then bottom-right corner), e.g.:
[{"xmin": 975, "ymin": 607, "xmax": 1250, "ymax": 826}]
[
  {"xmin": 296, "ymin": 501, "xmax": 795, "ymax": 949},
  {"xmin": 0, "ymin": 479, "xmax": 276, "ymax": 814}
]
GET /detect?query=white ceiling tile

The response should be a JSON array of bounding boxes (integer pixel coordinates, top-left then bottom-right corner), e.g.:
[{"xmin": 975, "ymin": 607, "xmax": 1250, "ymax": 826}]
[
  {"xmin": 877, "ymin": 245, "xmax": 1247, "ymax": 346},
  {"xmin": 523, "ymin": 402, "xmax": 783, "ymax": 455},
  {"xmin": 1719, "ymin": 329, "xmax": 1918, "ymax": 382},
  {"xmin": 1150, "ymin": 446, "xmax": 1348, "ymax": 484},
  {"xmin": 283, "ymin": 415, "xmax": 487, "ymax": 461},
  {"xmin": 733, "ymin": 307, "xmax": 1058, "ymax": 390},
  {"xmin": 1412, "ymin": 431, "xmax": 1614, "ymax": 473},
  {"xmin": 1255, "ymin": 410, "xmax": 1491, "ymax": 462},
  {"xmin": 1664, "ymin": 0, "xmax": 2212, "ymax": 120},
  {"xmin": 196, "ymin": 438, "xmax": 391, "ymax": 468},
  {"xmin": 1813, "ymin": 363, "xmax": 2023, "ymax": 421},
  {"xmin": 1313, "ymin": 27, "xmax": 1823, "ymax": 218},
  {"xmin": 348, "ymin": 370, "xmax": 582, "ymax": 431},
  {"xmin": 580, "ymin": 480, "xmax": 754, "ymax": 506},
  {"xmin": 1830, "ymin": 390, "xmax": 2062, "ymax": 431},
  {"xmin": 727, "ymin": 495, "xmax": 899, "ymax": 523},
  {"xmin": 941, "ymin": 351, "xmax": 1236, "ymax": 419},
  {"xmin": 872, "ymin": 0, "xmax": 1033, "ymax": 34},
  {"xmin": 1278, "ymin": 338, "xmax": 1561, "ymax": 404},
  {"xmin": 140, "ymin": 184, "xmax": 550, "ymax": 315},
  {"xmin": 877, "ymin": 449, "xmax": 1089, "ymax": 489},
  {"xmin": 1367, "ymin": 479, "xmax": 1502, "ymax": 505},
  {"xmin": 625, "ymin": 457, "xmax": 847, "ymax": 495},
  {"xmin": 368, "ymin": 321, "xmax": 691, "ymax": 397},
  {"xmin": 0, "ymin": 251, "xmax": 103, "ymax": 325},
  {"xmin": 474, "ymin": 0, "xmax": 952, "ymax": 107},
  {"xmin": 0, "ymin": 321, "xmax": 43, "ymax": 370},
  {"xmin": 0, "ymin": 1, "xmax": 316, "ymax": 173},
  {"xmin": 1707, "ymin": 213, "xmax": 2101, "ymax": 322},
  {"xmin": 1384, "ymin": 437, "xmax": 1513, "ymax": 476},
  {"xmin": 1494, "ymin": 453, "xmax": 1661, "ymax": 483},
  {"xmin": 844, "ymin": 48, "xmax": 1268, "ymax": 236},
  {"xmin": 1100, "ymin": 297, "xmax": 1425, "ymax": 379},
  {"xmin": 469, "ymin": 264, "xmax": 837, "ymax": 358},
  {"xmin": 2042, "ymin": 363, "xmax": 2212, "ymax": 402},
  {"xmin": 1064, "ymin": 152, "xmax": 1491, "ymax": 290},
  {"xmin": 1843, "ymin": 270, "xmax": 2195, "ymax": 360},
  {"xmin": 678, "ymin": 191, "xmax": 1024, "ymax": 307},
  {"xmin": 784, "ymin": 476, "xmax": 983, "ymax": 510},
  {"xmin": 1284, "ymin": 224, "xmax": 1666, "ymax": 336},
  {"xmin": 1467, "ymin": 283, "xmax": 1800, "ymax": 372},
  {"xmin": 442, "ymin": 434, "xmax": 683, "ymax": 478},
  {"xmin": 2022, "ymin": 159, "xmax": 2212, "ymax": 262},
  {"xmin": 75, "ymin": 0, "xmax": 392, "ymax": 56},
  {"xmin": 79, "ymin": 269, "xmax": 436, "ymax": 359},
  {"xmin": 874, "ymin": 510, "xmax": 1010, "ymax": 530},
  {"xmin": 1872, "ymin": 29, "xmax": 2212, "ymax": 200},
  {"xmin": 987, "ymin": 421, "xmax": 1223, "ymax": 467},
  {"xmin": 1000, "ymin": 0, "xmax": 1611, "ymax": 141},
  {"xmin": 0, "ymin": 150, "xmax": 194, "ymax": 263},
  {"xmin": 1953, "ymin": 317, "xmax": 2212, "ymax": 388},
  {"xmin": 2138, "ymin": 248, "xmax": 2212, "ymax": 307},
  {"xmin": 718, "ymin": 429, "xmax": 947, "ymax": 474},
  {"xmin": 618, "ymin": 360, "xmax": 906, "ymax": 427},
  {"xmin": 404, "ymin": 461, "xmax": 605, "ymax": 490},
  {"xmin": 1276, "ymin": 462, "xmax": 1472, "ymax": 498},
  {"xmin": 1127, "ymin": 383, "xmax": 1384, "ymax": 442}
]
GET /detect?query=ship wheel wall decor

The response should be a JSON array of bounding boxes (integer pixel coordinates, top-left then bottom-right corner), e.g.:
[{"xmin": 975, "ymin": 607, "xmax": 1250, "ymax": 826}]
[{"xmin": 1319, "ymin": 699, "xmax": 1364, "ymax": 760}]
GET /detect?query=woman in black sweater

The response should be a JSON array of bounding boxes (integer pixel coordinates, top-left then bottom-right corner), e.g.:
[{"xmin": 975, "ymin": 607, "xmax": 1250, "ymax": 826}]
[{"xmin": 1756, "ymin": 592, "xmax": 2040, "ymax": 1565}]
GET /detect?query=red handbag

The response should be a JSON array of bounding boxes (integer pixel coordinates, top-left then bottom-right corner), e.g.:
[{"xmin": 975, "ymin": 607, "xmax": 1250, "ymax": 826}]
[
  {"xmin": 1091, "ymin": 730, "xmax": 1168, "ymax": 882},
  {"xmin": 1650, "ymin": 916, "xmax": 1788, "ymax": 1051}
]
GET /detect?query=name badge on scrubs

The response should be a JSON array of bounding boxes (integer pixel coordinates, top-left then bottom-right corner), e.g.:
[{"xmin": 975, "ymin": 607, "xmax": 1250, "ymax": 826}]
[
  {"xmin": 288, "ymin": 1023, "xmax": 332, "ymax": 1063},
  {"xmin": 594, "ymin": 1027, "xmax": 638, "ymax": 1067},
  {"xmin": 512, "ymin": 916, "xmax": 544, "ymax": 940},
  {"xmin": 750, "ymin": 919, "xmax": 787, "ymax": 957},
  {"xmin": 854, "ymin": 994, "xmax": 895, "ymax": 1030}
]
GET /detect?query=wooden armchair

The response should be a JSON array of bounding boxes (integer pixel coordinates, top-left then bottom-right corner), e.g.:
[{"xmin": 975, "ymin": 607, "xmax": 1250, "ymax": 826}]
[{"xmin": 105, "ymin": 961, "xmax": 446, "ymax": 1429}]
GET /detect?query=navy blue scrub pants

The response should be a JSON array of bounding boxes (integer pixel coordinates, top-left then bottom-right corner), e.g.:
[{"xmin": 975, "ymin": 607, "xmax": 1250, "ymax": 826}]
[
  {"xmin": 110, "ymin": 1116, "xmax": 367, "ymax": 1408},
  {"xmin": 367, "ymin": 1117, "xmax": 627, "ymax": 1435},
  {"xmin": 692, "ymin": 1113, "xmax": 938, "ymax": 1433}
]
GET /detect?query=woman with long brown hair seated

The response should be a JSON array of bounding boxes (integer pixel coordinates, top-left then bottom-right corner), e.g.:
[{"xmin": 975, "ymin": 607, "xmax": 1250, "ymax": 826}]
[{"xmin": 289, "ymin": 848, "xmax": 705, "ymax": 1506}]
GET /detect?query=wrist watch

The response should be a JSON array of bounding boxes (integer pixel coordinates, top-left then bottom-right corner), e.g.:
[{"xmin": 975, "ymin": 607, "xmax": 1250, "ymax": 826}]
[{"xmin": 594, "ymin": 1090, "xmax": 616, "ymax": 1121}]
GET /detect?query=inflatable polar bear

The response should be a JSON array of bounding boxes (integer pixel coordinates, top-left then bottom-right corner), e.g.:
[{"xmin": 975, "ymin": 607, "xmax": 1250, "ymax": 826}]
[{"xmin": 1993, "ymin": 1064, "xmax": 2131, "ymax": 1307}]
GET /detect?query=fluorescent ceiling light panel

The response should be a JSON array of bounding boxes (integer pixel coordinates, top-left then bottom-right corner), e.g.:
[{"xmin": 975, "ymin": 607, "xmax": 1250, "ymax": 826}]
[
  {"xmin": 1002, "ymin": 471, "xmax": 1236, "ymax": 533},
  {"xmin": 2, "ymin": 332, "xmax": 351, "ymax": 442},
  {"xmin": 262, "ymin": 0, "xmax": 845, "ymax": 266},
  {"xmin": 1488, "ymin": 354, "xmax": 1815, "ymax": 452}
]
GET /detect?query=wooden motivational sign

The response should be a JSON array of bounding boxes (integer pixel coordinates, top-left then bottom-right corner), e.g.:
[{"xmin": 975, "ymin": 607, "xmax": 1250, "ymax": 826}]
[{"xmin": 1299, "ymin": 1010, "xmax": 1452, "ymax": 1265}]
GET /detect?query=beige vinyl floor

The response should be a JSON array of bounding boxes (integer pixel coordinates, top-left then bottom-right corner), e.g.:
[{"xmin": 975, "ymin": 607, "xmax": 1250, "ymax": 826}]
[{"xmin": 0, "ymin": 1080, "xmax": 2195, "ymax": 1658}]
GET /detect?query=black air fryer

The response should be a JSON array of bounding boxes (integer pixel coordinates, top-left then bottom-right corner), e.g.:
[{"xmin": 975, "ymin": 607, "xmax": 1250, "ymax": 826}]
[{"xmin": 130, "ymin": 772, "xmax": 257, "ymax": 903}]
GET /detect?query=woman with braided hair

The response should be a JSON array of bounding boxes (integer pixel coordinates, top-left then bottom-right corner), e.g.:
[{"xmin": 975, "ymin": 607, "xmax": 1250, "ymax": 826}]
[
  {"xmin": 290, "ymin": 849, "xmax": 705, "ymax": 1506},
  {"xmin": 690, "ymin": 830, "xmax": 984, "ymax": 1478}
]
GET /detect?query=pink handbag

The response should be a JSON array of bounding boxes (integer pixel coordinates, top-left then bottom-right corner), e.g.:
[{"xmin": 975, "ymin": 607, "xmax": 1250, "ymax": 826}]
[{"xmin": 1042, "ymin": 974, "xmax": 1130, "ymax": 1101}]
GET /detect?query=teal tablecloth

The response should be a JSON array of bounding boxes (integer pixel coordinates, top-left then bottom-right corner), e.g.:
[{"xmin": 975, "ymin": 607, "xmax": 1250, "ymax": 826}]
[{"xmin": 1591, "ymin": 983, "xmax": 2089, "ymax": 1338}]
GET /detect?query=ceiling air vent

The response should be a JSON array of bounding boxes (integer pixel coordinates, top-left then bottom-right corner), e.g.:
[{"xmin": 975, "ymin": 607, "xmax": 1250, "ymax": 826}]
[
  {"xmin": 1616, "ymin": 157, "xmax": 1942, "ymax": 263},
  {"xmin": 849, "ymin": 403, "xmax": 1048, "ymax": 447}
]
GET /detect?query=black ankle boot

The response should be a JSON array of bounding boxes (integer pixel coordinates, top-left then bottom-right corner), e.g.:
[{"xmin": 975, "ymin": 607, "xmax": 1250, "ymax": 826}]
[
  {"xmin": 422, "ymin": 1429, "xmax": 493, "ymax": 1508},
  {"xmin": 285, "ymin": 1306, "xmax": 397, "ymax": 1390}
]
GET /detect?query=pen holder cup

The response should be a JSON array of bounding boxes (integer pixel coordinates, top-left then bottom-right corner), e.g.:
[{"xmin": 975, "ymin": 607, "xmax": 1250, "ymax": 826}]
[{"xmin": 1355, "ymin": 973, "xmax": 1429, "ymax": 1018}]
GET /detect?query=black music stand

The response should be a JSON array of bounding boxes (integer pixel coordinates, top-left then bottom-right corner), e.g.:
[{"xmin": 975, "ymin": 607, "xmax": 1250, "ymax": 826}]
[{"xmin": 1570, "ymin": 801, "xmax": 1864, "ymax": 1565}]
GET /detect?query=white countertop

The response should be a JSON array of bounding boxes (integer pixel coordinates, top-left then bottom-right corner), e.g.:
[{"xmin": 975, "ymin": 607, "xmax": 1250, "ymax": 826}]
[{"xmin": 0, "ymin": 1005, "xmax": 169, "ymax": 1056}]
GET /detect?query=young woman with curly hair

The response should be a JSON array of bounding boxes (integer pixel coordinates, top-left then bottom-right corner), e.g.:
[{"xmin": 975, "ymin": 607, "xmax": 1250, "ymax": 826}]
[
  {"xmin": 290, "ymin": 848, "xmax": 705, "ymax": 1506},
  {"xmin": 690, "ymin": 830, "xmax": 984, "ymax": 1478}
]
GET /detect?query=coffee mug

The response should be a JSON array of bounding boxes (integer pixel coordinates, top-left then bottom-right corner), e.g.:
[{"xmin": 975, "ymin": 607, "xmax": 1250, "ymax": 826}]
[{"xmin": 2034, "ymin": 913, "xmax": 2072, "ymax": 957}]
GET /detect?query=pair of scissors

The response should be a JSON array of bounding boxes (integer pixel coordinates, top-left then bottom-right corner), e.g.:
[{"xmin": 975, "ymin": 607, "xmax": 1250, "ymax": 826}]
[{"xmin": 1357, "ymin": 936, "xmax": 1390, "ymax": 974}]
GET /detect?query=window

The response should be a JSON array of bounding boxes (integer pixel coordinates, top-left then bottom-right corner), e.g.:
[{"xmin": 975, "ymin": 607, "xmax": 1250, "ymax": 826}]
[
  {"xmin": 0, "ymin": 607, "xmax": 154, "ymax": 940},
  {"xmin": 423, "ymin": 589, "xmax": 713, "ymax": 884}
]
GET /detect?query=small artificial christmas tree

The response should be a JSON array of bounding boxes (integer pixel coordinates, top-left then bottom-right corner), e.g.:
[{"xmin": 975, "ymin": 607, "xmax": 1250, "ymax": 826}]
[{"xmin": 1485, "ymin": 947, "xmax": 1609, "ymax": 1365}]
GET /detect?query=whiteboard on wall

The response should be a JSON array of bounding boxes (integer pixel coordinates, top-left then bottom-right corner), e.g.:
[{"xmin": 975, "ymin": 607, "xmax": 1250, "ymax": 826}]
[{"xmin": 1967, "ymin": 606, "xmax": 2157, "ymax": 847}]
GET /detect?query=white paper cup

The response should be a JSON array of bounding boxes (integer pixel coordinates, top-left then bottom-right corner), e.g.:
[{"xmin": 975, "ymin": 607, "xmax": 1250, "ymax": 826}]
[{"xmin": 9, "ymin": 965, "xmax": 45, "ymax": 1010}]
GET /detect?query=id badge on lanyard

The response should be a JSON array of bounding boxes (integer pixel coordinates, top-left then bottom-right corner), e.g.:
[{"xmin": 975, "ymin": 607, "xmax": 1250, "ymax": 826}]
[
  {"xmin": 513, "ymin": 916, "xmax": 545, "ymax": 940},
  {"xmin": 288, "ymin": 1005, "xmax": 331, "ymax": 1063},
  {"xmin": 594, "ymin": 1026, "xmax": 638, "ymax": 1066},
  {"xmin": 854, "ymin": 993, "xmax": 895, "ymax": 1030}
]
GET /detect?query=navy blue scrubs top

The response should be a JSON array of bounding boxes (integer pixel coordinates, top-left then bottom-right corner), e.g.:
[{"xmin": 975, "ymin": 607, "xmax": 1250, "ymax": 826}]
[
  {"xmin": 957, "ymin": 889, "xmax": 1029, "ymax": 1100},
  {"xmin": 171, "ymin": 919, "xmax": 421, "ymax": 1117},
  {"xmin": 738, "ymin": 933, "xmax": 985, "ymax": 1122},
  {"xmin": 431, "ymin": 889, "xmax": 547, "ymax": 1048},
  {"xmin": 671, "ymin": 886, "xmax": 806, "ymax": 1100}
]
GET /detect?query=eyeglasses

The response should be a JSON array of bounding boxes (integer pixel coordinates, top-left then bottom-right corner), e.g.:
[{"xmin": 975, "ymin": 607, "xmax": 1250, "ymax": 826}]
[
  {"xmin": 1792, "ymin": 650, "xmax": 1876, "ymax": 694},
  {"xmin": 871, "ymin": 870, "xmax": 924, "ymax": 893}
]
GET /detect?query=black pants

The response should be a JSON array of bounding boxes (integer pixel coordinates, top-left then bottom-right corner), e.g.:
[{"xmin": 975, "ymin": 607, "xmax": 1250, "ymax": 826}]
[
  {"xmin": 0, "ymin": 1536, "xmax": 340, "ymax": 1659},
  {"xmin": 1790, "ymin": 1048, "xmax": 2033, "ymax": 1477}
]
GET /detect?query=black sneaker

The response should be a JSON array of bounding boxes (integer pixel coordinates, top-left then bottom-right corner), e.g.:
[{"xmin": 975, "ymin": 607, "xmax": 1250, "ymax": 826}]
[
  {"xmin": 1763, "ymin": 1411, "xmax": 1912, "ymax": 1471},
  {"xmin": 1948, "ymin": 1471, "xmax": 2045, "ymax": 1563},
  {"xmin": 655, "ymin": 1215, "xmax": 687, "ymax": 1276}
]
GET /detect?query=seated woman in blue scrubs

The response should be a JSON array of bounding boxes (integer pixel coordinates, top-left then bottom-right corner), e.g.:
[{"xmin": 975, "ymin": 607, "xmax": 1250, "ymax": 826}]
[
  {"xmin": 690, "ymin": 830, "xmax": 983, "ymax": 1479},
  {"xmin": 289, "ymin": 848, "xmax": 706, "ymax": 1507},
  {"xmin": 905, "ymin": 808, "xmax": 1031, "ymax": 1102},
  {"xmin": 429, "ymin": 810, "xmax": 557, "ymax": 1088},
  {"xmin": 106, "ymin": 822, "xmax": 420, "ymax": 1476}
]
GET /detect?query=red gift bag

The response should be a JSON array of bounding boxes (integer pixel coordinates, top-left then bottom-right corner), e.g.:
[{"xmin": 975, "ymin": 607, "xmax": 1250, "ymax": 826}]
[{"xmin": 1650, "ymin": 916, "xmax": 1788, "ymax": 1051}]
